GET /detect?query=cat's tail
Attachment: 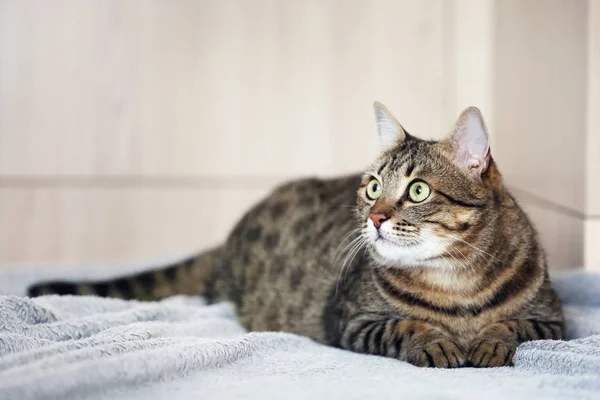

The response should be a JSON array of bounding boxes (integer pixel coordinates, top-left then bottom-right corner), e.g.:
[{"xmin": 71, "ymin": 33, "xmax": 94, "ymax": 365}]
[{"xmin": 27, "ymin": 246, "xmax": 222, "ymax": 301}]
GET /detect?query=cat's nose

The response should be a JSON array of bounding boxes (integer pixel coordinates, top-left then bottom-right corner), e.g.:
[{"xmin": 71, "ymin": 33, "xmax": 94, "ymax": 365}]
[{"xmin": 369, "ymin": 213, "xmax": 388, "ymax": 228}]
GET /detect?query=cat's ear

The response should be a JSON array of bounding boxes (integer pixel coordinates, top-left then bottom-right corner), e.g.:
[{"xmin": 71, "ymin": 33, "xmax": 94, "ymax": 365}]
[
  {"xmin": 445, "ymin": 106, "xmax": 491, "ymax": 175},
  {"xmin": 373, "ymin": 101, "xmax": 407, "ymax": 150}
]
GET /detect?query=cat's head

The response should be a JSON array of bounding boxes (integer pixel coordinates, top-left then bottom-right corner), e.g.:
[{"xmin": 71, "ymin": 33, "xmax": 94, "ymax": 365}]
[{"xmin": 356, "ymin": 102, "xmax": 504, "ymax": 269}]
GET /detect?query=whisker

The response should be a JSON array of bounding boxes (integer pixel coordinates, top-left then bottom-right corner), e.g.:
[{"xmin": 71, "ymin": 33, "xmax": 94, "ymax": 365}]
[
  {"xmin": 333, "ymin": 229, "xmax": 362, "ymax": 261},
  {"xmin": 335, "ymin": 234, "xmax": 367, "ymax": 296},
  {"xmin": 446, "ymin": 242, "xmax": 476, "ymax": 273},
  {"xmin": 334, "ymin": 232, "xmax": 363, "ymax": 265},
  {"xmin": 340, "ymin": 227, "xmax": 363, "ymax": 242},
  {"xmin": 333, "ymin": 233, "xmax": 365, "ymax": 275},
  {"xmin": 339, "ymin": 236, "xmax": 364, "ymax": 278},
  {"xmin": 343, "ymin": 236, "xmax": 366, "ymax": 278},
  {"xmin": 417, "ymin": 230, "xmax": 487, "ymax": 273},
  {"xmin": 443, "ymin": 247, "xmax": 471, "ymax": 272},
  {"xmin": 439, "ymin": 250, "xmax": 458, "ymax": 270},
  {"xmin": 444, "ymin": 232, "xmax": 501, "ymax": 262},
  {"xmin": 419, "ymin": 233, "xmax": 465, "ymax": 271}
]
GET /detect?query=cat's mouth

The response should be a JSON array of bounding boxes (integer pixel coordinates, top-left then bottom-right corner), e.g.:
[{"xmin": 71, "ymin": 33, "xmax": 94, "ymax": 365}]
[
  {"xmin": 374, "ymin": 235, "xmax": 393, "ymax": 247},
  {"xmin": 373, "ymin": 230, "xmax": 414, "ymax": 248},
  {"xmin": 366, "ymin": 226, "xmax": 451, "ymax": 267}
]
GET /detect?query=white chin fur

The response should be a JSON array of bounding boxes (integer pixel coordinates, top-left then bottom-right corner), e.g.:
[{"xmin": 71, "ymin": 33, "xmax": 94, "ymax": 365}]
[{"xmin": 366, "ymin": 221, "xmax": 450, "ymax": 268}]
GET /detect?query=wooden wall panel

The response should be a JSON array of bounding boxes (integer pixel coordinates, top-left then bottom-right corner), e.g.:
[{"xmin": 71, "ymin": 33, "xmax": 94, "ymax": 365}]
[
  {"xmin": 0, "ymin": 0, "xmax": 592, "ymax": 271},
  {"xmin": 585, "ymin": 1, "xmax": 600, "ymax": 270},
  {"xmin": 515, "ymin": 195, "xmax": 585, "ymax": 270},
  {"xmin": 0, "ymin": 0, "xmax": 449, "ymax": 178},
  {"xmin": 0, "ymin": 187, "xmax": 270, "ymax": 265},
  {"xmin": 0, "ymin": 185, "xmax": 581, "ymax": 271},
  {"xmin": 493, "ymin": 0, "xmax": 588, "ymax": 213},
  {"xmin": 586, "ymin": 0, "xmax": 600, "ymax": 217},
  {"xmin": 585, "ymin": 220, "xmax": 600, "ymax": 270},
  {"xmin": 449, "ymin": 0, "xmax": 495, "ymax": 127}
]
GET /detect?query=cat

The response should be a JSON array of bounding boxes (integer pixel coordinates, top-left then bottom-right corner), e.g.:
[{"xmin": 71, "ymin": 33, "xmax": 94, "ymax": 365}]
[{"xmin": 28, "ymin": 102, "xmax": 565, "ymax": 368}]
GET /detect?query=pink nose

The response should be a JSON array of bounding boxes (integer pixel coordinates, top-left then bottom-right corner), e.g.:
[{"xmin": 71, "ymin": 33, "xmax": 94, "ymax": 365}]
[{"xmin": 369, "ymin": 213, "xmax": 388, "ymax": 228}]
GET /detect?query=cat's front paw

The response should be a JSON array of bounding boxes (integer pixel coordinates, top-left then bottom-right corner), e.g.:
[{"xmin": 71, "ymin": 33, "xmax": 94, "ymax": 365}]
[
  {"xmin": 406, "ymin": 338, "xmax": 466, "ymax": 368},
  {"xmin": 468, "ymin": 339, "xmax": 516, "ymax": 367}
]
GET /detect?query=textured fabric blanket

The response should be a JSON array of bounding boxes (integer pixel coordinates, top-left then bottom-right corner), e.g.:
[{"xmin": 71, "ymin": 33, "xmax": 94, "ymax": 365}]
[{"xmin": 0, "ymin": 261, "xmax": 599, "ymax": 400}]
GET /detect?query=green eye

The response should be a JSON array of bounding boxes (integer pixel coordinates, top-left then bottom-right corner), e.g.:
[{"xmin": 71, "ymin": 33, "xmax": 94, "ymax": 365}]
[
  {"xmin": 408, "ymin": 181, "xmax": 431, "ymax": 203},
  {"xmin": 366, "ymin": 179, "xmax": 382, "ymax": 200}
]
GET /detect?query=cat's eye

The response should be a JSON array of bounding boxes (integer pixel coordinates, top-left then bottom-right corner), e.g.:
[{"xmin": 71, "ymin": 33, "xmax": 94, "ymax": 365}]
[
  {"xmin": 366, "ymin": 179, "xmax": 382, "ymax": 200},
  {"xmin": 408, "ymin": 181, "xmax": 431, "ymax": 203}
]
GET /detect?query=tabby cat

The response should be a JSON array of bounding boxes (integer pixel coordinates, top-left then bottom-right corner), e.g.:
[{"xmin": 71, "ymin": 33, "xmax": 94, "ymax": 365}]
[{"xmin": 29, "ymin": 103, "xmax": 565, "ymax": 368}]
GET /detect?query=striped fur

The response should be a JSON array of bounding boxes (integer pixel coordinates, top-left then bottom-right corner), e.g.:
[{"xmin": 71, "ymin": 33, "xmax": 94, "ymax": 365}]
[
  {"xmin": 29, "ymin": 248, "xmax": 221, "ymax": 301},
  {"xmin": 28, "ymin": 104, "xmax": 564, "ymax": 368}
]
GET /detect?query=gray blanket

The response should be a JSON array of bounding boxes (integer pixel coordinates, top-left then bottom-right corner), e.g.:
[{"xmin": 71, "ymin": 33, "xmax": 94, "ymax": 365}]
[{"xmin": 0, "ymin": 262, "xmax": 599, "ymax": 400}]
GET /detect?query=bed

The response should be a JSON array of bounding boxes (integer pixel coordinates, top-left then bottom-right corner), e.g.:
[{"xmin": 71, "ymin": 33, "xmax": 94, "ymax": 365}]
[{"xmin": 1, "ymin": 256, "xmax": 599, "ymax": 400}]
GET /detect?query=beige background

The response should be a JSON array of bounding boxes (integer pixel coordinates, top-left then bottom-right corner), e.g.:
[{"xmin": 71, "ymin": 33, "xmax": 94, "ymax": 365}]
[
  {"xmin": 0, "ymin": 0, "xmax": 597, "ymax": 270},
  {"xmin": 586, "ymin": 0, "xmax": 600, "ymax": 268}
]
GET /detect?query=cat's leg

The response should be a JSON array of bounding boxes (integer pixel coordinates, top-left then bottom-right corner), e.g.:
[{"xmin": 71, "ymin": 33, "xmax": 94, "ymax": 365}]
[
  {"xmin": 341, "ymin": 317, "xmax": 467, "ymax": 368},
  {"xmin": 468, "ymin": 319, "xmax": 565, "ymax": 368}
]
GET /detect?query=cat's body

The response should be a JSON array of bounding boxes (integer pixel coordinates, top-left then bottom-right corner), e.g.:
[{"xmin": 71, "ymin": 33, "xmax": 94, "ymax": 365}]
[{"xmin": 29, "ymin": 104, "xmax": 564, "ymax": 368}]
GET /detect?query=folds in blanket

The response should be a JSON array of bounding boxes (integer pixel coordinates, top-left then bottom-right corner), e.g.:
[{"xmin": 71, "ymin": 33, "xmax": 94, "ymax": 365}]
[{"xmin": 27, "ymin": 248, "xmax": 221, "ymax": 301}]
